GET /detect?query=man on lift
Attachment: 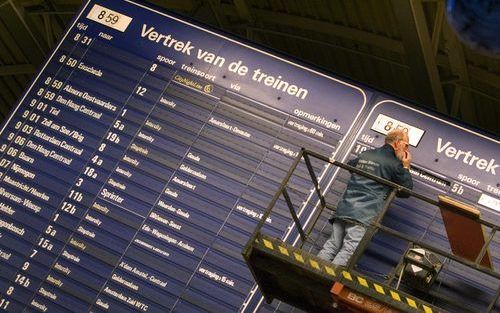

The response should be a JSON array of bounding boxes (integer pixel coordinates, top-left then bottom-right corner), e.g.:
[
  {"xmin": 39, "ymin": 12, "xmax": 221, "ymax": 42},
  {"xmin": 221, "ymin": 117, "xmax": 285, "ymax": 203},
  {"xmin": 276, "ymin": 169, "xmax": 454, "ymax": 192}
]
[{"xmin": 318, "ymin": 129, "xmax": 413, "ymax": 266}]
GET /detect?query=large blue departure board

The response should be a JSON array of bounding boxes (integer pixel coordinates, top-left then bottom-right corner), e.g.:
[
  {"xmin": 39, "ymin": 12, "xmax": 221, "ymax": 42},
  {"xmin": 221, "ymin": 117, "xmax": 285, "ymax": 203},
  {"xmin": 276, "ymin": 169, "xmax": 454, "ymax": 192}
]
[{"xmin": 0, "ymin": 0, "xmax": 371, "ymax": 312}]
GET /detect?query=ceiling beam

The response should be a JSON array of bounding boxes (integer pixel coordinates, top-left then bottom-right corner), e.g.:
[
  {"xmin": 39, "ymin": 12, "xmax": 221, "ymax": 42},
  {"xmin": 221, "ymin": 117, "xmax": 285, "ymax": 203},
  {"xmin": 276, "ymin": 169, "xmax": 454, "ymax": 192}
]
[
  {"xmin": 233, "ymin": 0, "xmax": 252, "ymax": 23},
  {"xmin": 26, "ymin": 9, "xmax": 75, "ymax": 15},
  {"xmin": 0, "ymin": 6, "xmax": 42, "ymax": 65},
  {"xmin": 8, "ymin": 0, "xmax": 48, "ymax": 56},
  {"xmin": 17, "ymin": 0, "xmax": 81, "ymax": 5},
  {"xmin": 0, "ymin": 64, "xmax": 35, "ymax": 76},
  {"xmin": 430, "ymin": 0, "xmax": 445, "ymax": 55},
  {"xmin": 207, "ymin": 0, "xmax": 230, "ymax": 28},
  {"xmin": 442, "ymin": 22, "xmax": 477, "ymax": 123},
  {"xmin": 220, "ymin": 4, "xmax": 405, "ymax": 54},
  {"xmin": 436, "ymin": 54, "xmax": 500, "ymax": 90},
  {"xmin": 0, "ymin": 79, "xmax": 17, "ymax": 107},
  {"xmin": 451, "ymin": 83, "xmax": 500, "ymax": 104},
  {"xmin": 43, "ymin": 14, "xmax": 53, "ymax": 47},
  {"xmin": 391, "ymin": 0, "xmax": 447, "ymax": 113},
  {"xmin": 468, "ymin": 65, "xmax": 500, "ymax": 90}
]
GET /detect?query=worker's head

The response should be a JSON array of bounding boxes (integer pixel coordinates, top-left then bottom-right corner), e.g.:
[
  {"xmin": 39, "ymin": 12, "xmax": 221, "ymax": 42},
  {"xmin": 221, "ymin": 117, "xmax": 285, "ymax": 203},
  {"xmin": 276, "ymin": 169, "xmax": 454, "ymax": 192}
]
[{"xmin": 385, "ymin": 129, "xmax": 409, "ymax": 161}]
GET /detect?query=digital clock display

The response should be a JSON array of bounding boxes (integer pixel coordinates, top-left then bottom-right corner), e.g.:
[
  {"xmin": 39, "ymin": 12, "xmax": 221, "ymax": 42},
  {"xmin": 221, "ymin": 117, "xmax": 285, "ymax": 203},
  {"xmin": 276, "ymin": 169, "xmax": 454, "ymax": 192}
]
[
  {"xmin": 86, "ymin": 4, "xmax": 133, "ymax": 32},
  {"xmin": 371, "ymin": 113, "xmax": 425, "ymax": 146}
]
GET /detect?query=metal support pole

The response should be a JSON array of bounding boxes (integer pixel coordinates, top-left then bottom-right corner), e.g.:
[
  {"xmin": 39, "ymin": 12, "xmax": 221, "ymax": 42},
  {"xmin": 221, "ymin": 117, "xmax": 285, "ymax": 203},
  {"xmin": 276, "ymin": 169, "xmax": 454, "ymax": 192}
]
[
  {"xmin": 486, "ymin": 285, "xmax": 500, "ymax": 312},
  {"xmin": 303, "ymin": 152, "xmax": 326, "ymax": 208},
  {"xmin": 475, "ymin": 229, "xmax": 496, "ymax": 265},
  {"xmin": 282, "ymin": 188, "xmax": 306, "ymax": 243},
  {"xmin": 301, "ymin": 201, "xmax": 335, "ymax": 249},
  {"xmin": 242, "ymin": 149, "xmax": 304, "ymax": 257}
]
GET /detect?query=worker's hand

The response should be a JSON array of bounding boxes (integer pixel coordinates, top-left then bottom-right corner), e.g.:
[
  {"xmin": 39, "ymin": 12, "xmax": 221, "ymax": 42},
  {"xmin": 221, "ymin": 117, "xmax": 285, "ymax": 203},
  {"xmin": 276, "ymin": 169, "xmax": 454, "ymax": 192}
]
[{"xmin": 402, "ymin": 150, "xmax": 412, "ymax": 169}]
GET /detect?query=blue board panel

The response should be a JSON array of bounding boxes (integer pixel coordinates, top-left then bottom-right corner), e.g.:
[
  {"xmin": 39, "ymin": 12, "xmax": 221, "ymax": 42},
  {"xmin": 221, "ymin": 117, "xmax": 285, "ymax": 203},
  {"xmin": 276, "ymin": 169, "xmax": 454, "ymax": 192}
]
[{"xmin": 0, "ymin": 0, "xmax": 368, "ymax": 310}]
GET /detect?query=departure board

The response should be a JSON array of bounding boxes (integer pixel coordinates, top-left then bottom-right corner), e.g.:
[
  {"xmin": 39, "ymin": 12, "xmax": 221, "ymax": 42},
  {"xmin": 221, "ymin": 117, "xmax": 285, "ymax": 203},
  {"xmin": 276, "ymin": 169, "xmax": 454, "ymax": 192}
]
[
  {"xmin": 324, "ymin": 98, "xmax": 500, "ymax": 313},
  {"xmin": 0, "ymin": 0, "xmax": 370, "ymax": 312}
]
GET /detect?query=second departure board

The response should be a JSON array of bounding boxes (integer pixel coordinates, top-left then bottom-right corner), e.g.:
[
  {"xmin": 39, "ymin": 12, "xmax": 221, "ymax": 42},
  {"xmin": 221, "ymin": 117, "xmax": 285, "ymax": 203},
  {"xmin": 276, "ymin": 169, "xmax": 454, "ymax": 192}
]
[
  {"xmin": 315, "ymin": 98, "xmax": 499, "ymax": 313},
  {"xmin": 0, "ymin": 0, "xmax": 370, "ymax": 312}
]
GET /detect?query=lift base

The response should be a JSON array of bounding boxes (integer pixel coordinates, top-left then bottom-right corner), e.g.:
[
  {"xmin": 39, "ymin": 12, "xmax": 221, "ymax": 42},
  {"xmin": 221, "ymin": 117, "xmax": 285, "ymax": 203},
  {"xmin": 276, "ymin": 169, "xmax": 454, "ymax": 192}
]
[{"xmin": 243, "ymin": 234, "xmax": 448, "ymax": 313}]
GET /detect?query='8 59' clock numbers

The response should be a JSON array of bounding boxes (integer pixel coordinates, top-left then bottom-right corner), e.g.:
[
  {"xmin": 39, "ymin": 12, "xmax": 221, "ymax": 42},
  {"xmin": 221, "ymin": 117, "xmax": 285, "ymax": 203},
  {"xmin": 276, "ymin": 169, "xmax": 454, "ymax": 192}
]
[
  {"xmin": 86, "ymin": 4, "xmax": 133, "ymax": 32},
  {"xmin": 371, "ymin": 113, "xmax": 425, "ymax": 146}
]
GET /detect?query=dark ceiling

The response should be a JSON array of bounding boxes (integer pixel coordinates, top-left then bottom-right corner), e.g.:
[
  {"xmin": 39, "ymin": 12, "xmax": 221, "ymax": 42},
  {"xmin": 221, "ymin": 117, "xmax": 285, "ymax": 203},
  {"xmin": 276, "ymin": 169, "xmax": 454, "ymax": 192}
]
[{"xmin": 1, "ymin": 0, "xmax": 499, "ymax": 136}]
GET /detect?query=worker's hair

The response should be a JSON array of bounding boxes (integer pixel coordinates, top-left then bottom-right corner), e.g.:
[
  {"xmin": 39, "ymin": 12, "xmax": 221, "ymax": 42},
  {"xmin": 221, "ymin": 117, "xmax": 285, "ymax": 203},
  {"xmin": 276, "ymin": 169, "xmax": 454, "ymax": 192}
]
[{"xmin": 385, "ymin": 129, "xmax": 408, "ymax": 144}]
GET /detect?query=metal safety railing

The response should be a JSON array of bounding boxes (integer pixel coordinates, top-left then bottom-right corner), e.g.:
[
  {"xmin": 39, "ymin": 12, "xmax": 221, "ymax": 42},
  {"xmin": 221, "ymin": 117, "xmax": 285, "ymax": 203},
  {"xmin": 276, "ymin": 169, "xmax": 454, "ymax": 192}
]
[{"xmin": 244, "ymin": 148, "xmax": 500, "ymax": 313}]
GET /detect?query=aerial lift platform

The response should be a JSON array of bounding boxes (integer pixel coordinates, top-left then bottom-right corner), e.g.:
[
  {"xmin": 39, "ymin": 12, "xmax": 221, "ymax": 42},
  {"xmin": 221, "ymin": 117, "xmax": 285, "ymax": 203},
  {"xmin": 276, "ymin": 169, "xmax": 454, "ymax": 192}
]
[{"xmin": 243, "ymin": 149, "xmax": 499, "ymax": 313}]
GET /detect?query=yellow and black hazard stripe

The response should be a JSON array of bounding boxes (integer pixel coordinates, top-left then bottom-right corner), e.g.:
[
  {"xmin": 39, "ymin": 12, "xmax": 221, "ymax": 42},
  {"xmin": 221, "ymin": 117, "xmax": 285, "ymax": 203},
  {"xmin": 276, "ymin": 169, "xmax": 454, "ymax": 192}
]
[
  {"xmin": 254, "ymin": 234, "xmax": 446, "ymax": 313},
  {"xmin": 337, "ymin": 270, "xmax": 437, "ymax": 313}
]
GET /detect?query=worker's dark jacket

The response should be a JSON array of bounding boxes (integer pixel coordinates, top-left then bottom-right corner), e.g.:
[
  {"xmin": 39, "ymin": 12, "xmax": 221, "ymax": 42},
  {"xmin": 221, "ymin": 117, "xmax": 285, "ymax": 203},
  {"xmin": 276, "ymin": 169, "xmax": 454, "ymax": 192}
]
[{"xmin": 334, "ymin": 144, "xmax": 413, "ymax": 225}]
